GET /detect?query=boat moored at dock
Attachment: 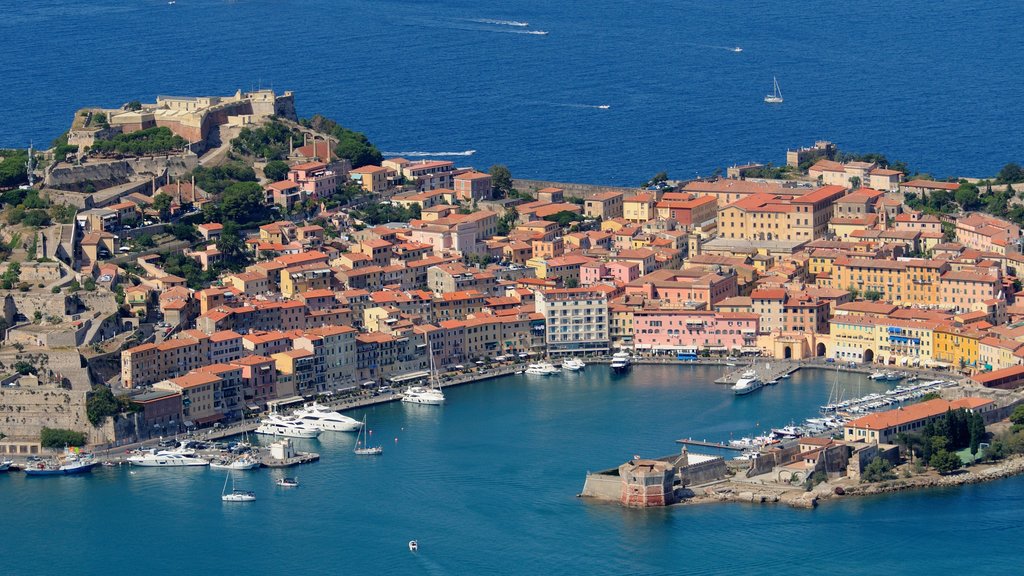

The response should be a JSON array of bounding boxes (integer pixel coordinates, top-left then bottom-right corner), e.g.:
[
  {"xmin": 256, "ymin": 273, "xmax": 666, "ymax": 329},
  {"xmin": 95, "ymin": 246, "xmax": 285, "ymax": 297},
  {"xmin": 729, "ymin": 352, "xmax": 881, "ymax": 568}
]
[
  {"xmin": 292, "ymin": 402, "xmax": 363, "ymax": 432},
  {"xmin": 24, "ymin": 450, "xmax": 97, "ymax": 476},
  {"xmin": 610, "ymin": 351, "xmax": 632, "ymax": 372},
  {"xmin": 731, "ymin": 370, "xmax": 763, "ymax": 395},
  {"xmin": 128, "ymin": 448, "xmax": 210, "ymax": 467},
  {"xmin": 525, "ymin": 362, "xmax": 560, "ymax": 375},
  {"xmin": 255, "ymin": 415, "xmax": 322, "ymax": 439},
  {"xmin": 562, "ymin": 358, "xmax": 586, "ymax": 371}
]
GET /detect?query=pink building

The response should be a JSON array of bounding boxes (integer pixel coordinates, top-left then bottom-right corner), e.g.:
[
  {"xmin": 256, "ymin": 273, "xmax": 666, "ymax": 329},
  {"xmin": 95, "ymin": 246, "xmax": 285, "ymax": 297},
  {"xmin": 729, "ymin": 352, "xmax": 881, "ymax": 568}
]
[
  {"xmin": 625, "ymin": 269, "xmax": 738, "ymax": 308},
  {"xmin": 288, "ymin": 162, "xmax": 339, "ymax": 199},
  {"xmin": 453, "ymin": 171, "xmax": 492, "ymax": 201},
  {"xmin": 581, "ymin": 261, "xmax": 640, "ymax": 286},
  {"xmin": 633, "ymin": 310, "xmax": 759, "ymax": 353}
]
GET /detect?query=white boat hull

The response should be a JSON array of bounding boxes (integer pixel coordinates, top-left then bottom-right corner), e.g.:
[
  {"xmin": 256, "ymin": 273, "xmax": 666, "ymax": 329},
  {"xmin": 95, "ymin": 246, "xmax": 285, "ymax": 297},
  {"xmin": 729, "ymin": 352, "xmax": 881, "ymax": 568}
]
[
  {"xmin": 401, "ymin": 395, "xmax": 445, "ymax": 405},
  {"xmin": 254, "ymin": 425, "xmax": 320, "ymax": 439},
  {"xmin": 128, "ymin": 457, "xmax": 209, "ymax": 467}
]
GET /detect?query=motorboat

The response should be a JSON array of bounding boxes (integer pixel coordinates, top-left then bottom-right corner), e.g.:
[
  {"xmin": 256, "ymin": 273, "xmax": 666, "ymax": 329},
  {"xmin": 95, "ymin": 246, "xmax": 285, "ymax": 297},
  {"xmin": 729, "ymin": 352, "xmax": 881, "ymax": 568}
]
[
  {"xmin": 868, "ymin": 371, "xmax": 887, "ymax": 380},
  {"xmin": 409, "ymin": 540, "xmax": 419, "ymax": 552},
  {"xmin": 292, "ymin": 402, "xmax": 363, "ymax": 432},
  {"xmin": 276, "ymin": 477, "xmax": 299, "ymax": 487},
  {"xmin": 525, "ymin": 362, "xmax": 560, "ymax": 375},
  {"xmin": 210, "ymin": 455, "xmax": 261, "ymax": 470},
  {"xmin": 0, "ymin": 459, "xmax": 13, "ymax": 472},
  {"xmin": 255, "ymin": 415, "xmax": 322, "ymax": 439},
  {"xmin": 732, "ymin": 46, "xmax": 743, "ymax": 53},
  {"xmin": 401, "ymin": 386, "xmax": 446, "ymax": 405},
  {"xmin": 885, "ymin": 372, "xmax": 903, "ymax": 381},
  {"xmin": 353, "ymin": 415, "xmax": 383, "ymax": 455},
  {"xmin": 128, "ymin": 448, "xmax": 210, "ymax": 467},
  {"xmin": 731, "ymin": 371, "xmax": 762, "ymax": 395},
  {"xmin": 771, "ymin": 425, "xmax": 806, "ymax": 439},
  {"xmin": 562, "ymin": 358, "xmax": 586, "ymax": 371},
  {"xmin": 610, "ymin": 351, "xmax": 632, "ymax": 372},
  {"xmin": 766, "ymin": 379, "xmax": 779, "ymax": 385},
  {"xmin": 221, "ymin": 473, "xmax": 255, "ymax": 502},
  {"xmin": 24, "ymin": 450, "xmax": 97, "ymax": 476}
]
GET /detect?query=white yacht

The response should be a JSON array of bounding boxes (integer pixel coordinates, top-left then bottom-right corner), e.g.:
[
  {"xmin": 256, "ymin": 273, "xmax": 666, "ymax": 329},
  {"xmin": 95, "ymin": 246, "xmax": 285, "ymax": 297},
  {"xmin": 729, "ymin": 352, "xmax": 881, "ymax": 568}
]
[
  {"xmin": 0, "ymin": 459, "xmax": 13, "ymax": 471},
  {"xmin": 255, "ymin": 415, "xmax": 322, "ymax": 439},
  {"xmin": 525, "ymin": 362, "xmax": 560, "ymax": 375},
  {"xmin": 402, "ymin": 343, "xmax": 446, "ymax": 405},
  {"xmin": 562, "ymin": 358, "xmax": 586, "ymax": 371},
  {"xmin": 401, "ymin": 386, "xmax": 446, "ymax": 405},
  {"xmin": 731, "ymin": 370, "xmax": 763, "ymax": 395},
  {"xmin": 610, "ymin": 351, "xmax": 632, "ymax": 372},
  {"xmin": 128, "ymin": 449, "xmax": 209, "ymax": 467},
  {"xmin": 292, "ymin": 402, "xmax": 363, "ymax": 432}
]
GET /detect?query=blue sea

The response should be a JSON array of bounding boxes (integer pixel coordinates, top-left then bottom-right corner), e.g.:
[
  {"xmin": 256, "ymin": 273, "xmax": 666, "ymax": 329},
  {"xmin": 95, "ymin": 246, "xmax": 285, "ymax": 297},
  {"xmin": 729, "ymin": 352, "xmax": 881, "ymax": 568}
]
[
  {"xmin": 2, "ymin": 0, "xmax": 1023, "ymax": 184},
  {"xmin": 2, "ymin": 366, "xmax": 1022, "ymax": 575}
]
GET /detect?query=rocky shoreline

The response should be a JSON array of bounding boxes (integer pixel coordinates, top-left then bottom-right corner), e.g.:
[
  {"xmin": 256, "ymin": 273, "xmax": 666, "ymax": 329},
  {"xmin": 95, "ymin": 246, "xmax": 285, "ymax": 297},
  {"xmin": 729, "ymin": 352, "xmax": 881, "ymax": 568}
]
[{"xmin": 683, "ymin": 454, "xmax": 1024, "ymax": 510}]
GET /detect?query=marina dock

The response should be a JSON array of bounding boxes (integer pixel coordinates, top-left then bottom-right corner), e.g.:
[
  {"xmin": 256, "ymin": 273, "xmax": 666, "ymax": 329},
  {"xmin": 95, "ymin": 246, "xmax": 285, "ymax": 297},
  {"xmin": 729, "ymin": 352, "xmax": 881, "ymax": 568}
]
[
  {"xmin": 260, "ymin": 452, "xmax": 320, "ymax": 468},
  {"xmin": 714, "ymin": 361, "xmax": 798, "ymax": 384},
  {"xmin": 675, "ymin": 439, "xmax": 743, "ymax": 451}
]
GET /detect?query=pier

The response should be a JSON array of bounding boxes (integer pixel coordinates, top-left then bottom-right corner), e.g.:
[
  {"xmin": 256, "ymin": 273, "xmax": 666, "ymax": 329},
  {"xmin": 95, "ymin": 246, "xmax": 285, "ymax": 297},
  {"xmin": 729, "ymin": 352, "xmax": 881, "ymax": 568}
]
[
  {"xmin": 675, "ymin": 439, "xmax": 743, "ymax": 451},
  {"xmin": 260, "ymin": 452, "xmax": 320, "ymax": 468},
  {"xmin": 714, "ymin": 361, "xmax": 798, "ymax": 385}
]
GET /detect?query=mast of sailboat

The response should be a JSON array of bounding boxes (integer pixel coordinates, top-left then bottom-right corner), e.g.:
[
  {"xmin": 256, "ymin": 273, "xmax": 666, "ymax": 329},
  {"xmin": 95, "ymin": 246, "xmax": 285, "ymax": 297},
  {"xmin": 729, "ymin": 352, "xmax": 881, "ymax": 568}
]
[{"xmin": 773, "ymin": 76, "xmax": 782, "ymax": 99}]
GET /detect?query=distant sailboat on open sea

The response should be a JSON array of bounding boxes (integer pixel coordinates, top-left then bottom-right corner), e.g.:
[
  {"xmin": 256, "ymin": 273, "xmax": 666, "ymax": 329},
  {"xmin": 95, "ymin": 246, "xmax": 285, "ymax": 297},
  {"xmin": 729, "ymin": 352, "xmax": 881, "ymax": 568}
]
[{"xmin": 764, "ymin": 76, "xmax": 783, "ymax": 104}]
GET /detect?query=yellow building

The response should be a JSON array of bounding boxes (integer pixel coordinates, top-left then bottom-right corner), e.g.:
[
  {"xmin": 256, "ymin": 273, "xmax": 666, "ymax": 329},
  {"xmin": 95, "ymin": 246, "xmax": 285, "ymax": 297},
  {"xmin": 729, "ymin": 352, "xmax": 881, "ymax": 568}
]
[
  {"xmin": 933, "ymin": 325, "xmax": 984, "ymax": 371},
  {"xmin": 831, "ymin": 257, "xmax": 947, "ymax": 306},
  {"xmin": 623, "ymin": 194, "xmax": 656, "ymax": 223},
  {"xmin": 279, "ymin": 264, "xmax": 333, "ymax": 298}
]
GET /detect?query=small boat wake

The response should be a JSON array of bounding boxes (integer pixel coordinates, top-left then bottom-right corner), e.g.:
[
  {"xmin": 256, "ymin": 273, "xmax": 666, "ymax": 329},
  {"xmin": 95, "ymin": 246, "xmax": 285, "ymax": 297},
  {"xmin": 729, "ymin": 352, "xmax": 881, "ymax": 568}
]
[
  {"xmin": 682, "ymin": 42, "xmax": 743, "ymax": 52},
  {"xmin": 528, "ymin": 101, "xmax": 610, "ymax": 110},
  {"xmin": 382, "ymin": 150, "xmax": 476, "ymax": 157},
  {"xmin": 465, "ymin": 18, "xmax": 529, "ymax": 27}
]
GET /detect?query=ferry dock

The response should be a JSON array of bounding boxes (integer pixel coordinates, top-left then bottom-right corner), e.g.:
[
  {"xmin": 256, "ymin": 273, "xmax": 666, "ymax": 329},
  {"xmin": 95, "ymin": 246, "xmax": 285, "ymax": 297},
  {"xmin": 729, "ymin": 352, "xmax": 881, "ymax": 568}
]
[
  {"xmin": 714, "ymin": 361, "xmax": 798, "ymax": 384},
  {"xmin": 676, "ymin": 439, "xmax": 743, "ymax": 451}
]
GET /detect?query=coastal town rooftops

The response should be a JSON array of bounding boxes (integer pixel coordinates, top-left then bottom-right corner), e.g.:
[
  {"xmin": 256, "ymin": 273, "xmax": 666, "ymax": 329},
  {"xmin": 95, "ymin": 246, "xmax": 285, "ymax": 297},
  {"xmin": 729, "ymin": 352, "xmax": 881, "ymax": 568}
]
[
  {"xmin": 792, "ymin": 185, "xmax": 847, "ymax": 204},
  {"xmin": 902, "ymin": 179, "xmax": 960, "ymax": 191},
  {"xmin": 170, "ymin": 372, "xmax": 222, "ymax": 389},
  {"xmin": 847, "ymin": 398, "xmax": 994, "ymax": 431},
  {"xmin": 350, "ymin": 164, "xmax": 389, "ymax": 174}
]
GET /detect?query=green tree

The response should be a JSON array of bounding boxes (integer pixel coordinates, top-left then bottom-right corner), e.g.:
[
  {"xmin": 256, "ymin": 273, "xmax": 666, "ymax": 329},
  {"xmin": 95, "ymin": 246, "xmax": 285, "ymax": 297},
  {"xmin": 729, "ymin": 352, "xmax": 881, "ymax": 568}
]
[
  {"xmin": 135, "ymin": 234, "xmax": 155, "ymax": 249},
  {"xmin": 40, "ymin": 427, "xmax": 86, "ymax": 448},
  {"xmin": 126, "ymin": 100, "xmax": 143, "ymax": 111},
  {"xmin": 83, "ymin": 276, "xmax": 96, "ymax": 291},
  {"xmin": 848, "ymin": 176, "xmax": 861, "ymax": 189},
  {"xmin": 169, "ymin": 223, "xmax": 198, "ymax": 242},
  {"xmin": 489, "ymin": 164, "xmax": 513, "ymax": 196},
  {"xmin": 14, "ymin": 360, "xmax": 36, "ymax": 375},
  {"xmin": 564, "ymin": 277, "xmax": 579, "ymax": 288},
  {"xmin": 264, "ymin": 160, "xmax": 290, "ymax": 182},
  {"xmin": 153, "ymin": 192, "xmax": 173, "ymax": 221},
  {"xmin": 954, "ymin": 183, "xmax": 982, "ymax": 211},
  {"xmin": 997, "ymin": 162, "xmax": 1024, "ymax": 184},
  {"xmin": 218, "ymin": 182, "xmax": 269, "ymax": 225},
  {"xmin": 0, "ymin": 149, "xmax": 30, "ymax": 187},
  {"xmin": 969, "ymin": 411, "xmax": 986, "ymax": 456},
  {"xmin": 861, "ymin": 457, "xmax": 896, "ymax": 483},
  {"xmin": 1, "ymin": 262, "xmax": 21, "ymax": 289},
  {"xmin": 300, "ymin": 115, "xmax": 383, "ymax": 168},
  {"xmin": 930, "ymin": 449, "xmax": 962, "ymax": 474}
]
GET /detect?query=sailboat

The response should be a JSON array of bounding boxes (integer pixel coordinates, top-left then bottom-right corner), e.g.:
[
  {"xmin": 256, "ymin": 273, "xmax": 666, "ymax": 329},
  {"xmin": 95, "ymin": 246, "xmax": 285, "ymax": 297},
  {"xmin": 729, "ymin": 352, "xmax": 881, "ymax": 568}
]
[
  {"xmin": 221, "ymin": 472, "xmax": 256, "ymax": 502},
  {"xmin": 764, "ymin": 76, "xmax": 783, "ymax": 104},
  {"xmin": 402, "ymin": 342, "xmax": 446, "ymax": 405},
  {"xmin": 353, "ymin": 415, "xmax": 383, "ymax": 455}
]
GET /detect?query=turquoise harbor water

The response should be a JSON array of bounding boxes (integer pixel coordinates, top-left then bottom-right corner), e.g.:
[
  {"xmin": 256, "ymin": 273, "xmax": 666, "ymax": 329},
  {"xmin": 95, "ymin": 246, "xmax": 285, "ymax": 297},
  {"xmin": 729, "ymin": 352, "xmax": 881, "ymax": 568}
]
[
  {"xmin": 3, "ymin": 366, "xmax": 1023, "ymax": 575},
  {"xmin": 3, "ymin": 1, "xmax": 1024, "ymax": 182}
]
